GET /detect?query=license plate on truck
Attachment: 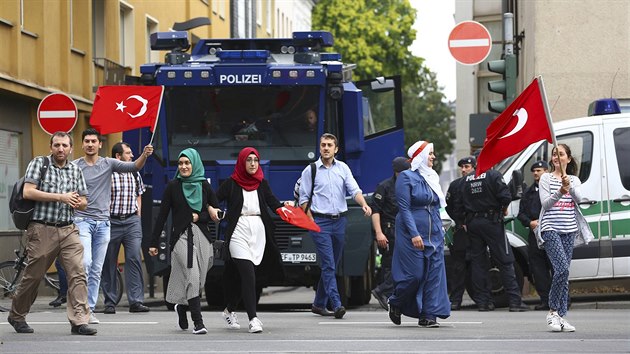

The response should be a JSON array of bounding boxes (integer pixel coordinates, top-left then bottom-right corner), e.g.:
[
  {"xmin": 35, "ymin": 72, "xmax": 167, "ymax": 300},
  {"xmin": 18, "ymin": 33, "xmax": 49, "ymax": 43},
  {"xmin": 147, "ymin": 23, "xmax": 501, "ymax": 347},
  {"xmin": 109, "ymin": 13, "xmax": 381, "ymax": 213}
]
[{"xmin": 281, "ymin": 253, "xmax": 317, "ymax": 263}]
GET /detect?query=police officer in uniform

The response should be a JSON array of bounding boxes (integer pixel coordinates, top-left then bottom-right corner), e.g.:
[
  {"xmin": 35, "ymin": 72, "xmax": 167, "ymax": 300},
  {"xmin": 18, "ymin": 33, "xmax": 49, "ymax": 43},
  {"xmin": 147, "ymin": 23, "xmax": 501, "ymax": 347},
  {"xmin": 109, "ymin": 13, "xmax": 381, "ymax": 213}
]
[
  {"xmin": 518, "ymin": 160, "xmax": 552, "ymax": 311},
  {"xmin": 370, "ymin": 157, "xmax": 410, "ymax": 310},
  {"xmin": 462, "ymin": 167, "xmax": 529, "ymax": 312},
  {"xmin": 445, "ymin": 156, "xmax": 491, "ymax": 310}
]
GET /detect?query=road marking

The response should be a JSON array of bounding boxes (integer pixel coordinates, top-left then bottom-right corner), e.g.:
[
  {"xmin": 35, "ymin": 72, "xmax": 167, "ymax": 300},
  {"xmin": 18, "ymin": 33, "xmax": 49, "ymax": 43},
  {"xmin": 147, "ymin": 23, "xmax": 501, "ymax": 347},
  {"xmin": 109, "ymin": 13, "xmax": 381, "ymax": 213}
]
[
  {"xmin": 1, "ymin": 321, "xmax": 159, "ymax": 325},
  {"xmin": 318, "ymin": 321, "xmax": 483, "ymax": 325}
]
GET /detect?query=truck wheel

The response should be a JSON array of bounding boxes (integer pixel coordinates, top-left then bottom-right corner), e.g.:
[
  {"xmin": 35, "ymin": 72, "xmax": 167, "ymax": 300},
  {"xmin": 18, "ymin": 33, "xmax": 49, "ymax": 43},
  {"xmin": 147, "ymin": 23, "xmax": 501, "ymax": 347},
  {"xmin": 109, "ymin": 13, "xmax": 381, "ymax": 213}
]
[
  {"xmin": 204, "ymin": 279, "xmax": 224, "ymax": 307},
  {"xmin": 465, "ymin": 259, "xmax": 524, "ymax": 308}
]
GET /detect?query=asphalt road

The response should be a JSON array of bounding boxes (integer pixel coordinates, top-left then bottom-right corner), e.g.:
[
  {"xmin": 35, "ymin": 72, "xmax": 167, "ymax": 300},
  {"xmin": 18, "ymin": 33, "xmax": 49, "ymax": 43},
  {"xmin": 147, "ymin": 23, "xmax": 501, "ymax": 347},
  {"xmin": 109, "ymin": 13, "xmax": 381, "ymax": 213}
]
[{"xmin": 1, "ymin": 287, "xmax": 629, "ymax": 353}]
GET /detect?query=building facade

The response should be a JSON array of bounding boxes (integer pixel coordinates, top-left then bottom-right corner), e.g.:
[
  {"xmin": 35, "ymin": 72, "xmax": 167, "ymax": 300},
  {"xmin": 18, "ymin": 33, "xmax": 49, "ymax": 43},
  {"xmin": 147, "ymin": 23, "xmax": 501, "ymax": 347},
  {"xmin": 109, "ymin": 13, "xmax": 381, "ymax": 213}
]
[
  {"xmin": 454, "ymin": 0, "xmax": 629, "ymax": 159},
  {"xmin": 0, "ymin": 0, "xmax": 314, "ymax": 236}
]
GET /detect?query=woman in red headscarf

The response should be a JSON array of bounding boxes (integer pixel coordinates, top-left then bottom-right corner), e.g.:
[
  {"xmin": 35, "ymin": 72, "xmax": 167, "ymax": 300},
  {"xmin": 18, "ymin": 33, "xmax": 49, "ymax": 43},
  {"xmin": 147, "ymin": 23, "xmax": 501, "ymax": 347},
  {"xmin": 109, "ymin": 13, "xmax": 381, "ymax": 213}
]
[{"xmin": 209, "ymin": 147, "xmax": 288, "ymax": 334}]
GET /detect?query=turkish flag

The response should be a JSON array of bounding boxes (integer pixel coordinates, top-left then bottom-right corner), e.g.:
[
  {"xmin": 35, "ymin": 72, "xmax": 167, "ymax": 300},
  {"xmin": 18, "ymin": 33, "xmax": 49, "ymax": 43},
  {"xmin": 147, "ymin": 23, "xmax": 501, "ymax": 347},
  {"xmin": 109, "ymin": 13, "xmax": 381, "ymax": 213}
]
[
  {"xmin": 276, "ymin": 205, "xmax": 321, "ymax": 232},
  {"xmin": 90, "ymin": 86, "xmax": 164, "ymax": 135},
  {"xmin": 476, "ymin": 78, "xmax": 553, "ymax": 175}
]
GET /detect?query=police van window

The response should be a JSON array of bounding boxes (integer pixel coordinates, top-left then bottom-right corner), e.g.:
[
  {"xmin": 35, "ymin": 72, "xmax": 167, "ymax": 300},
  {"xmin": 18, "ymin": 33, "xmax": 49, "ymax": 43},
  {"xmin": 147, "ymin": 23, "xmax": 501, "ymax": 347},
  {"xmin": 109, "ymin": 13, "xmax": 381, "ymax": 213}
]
[
  {"xmin": 355, "ymin": 76, "xmax": 403, "ymax": 139},
  {"xmin": 613, "ymin": 127, "xmax": 630, "ymax": 190},
  {"xmin": 556, "ymin": 131, "xmax": 594, "ymax": 182},
  {"xmin": 164, "ymin": 86, "xmax": 320, "ymax": 163}
]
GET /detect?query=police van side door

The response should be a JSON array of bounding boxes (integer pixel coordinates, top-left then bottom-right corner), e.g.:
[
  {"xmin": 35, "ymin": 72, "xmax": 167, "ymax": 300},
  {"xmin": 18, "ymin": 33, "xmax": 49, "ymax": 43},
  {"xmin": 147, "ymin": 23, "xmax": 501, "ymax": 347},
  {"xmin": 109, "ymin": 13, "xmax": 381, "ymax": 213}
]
[
  {"xmin": 557, "ymin": 128, "xmax": 603, "ymax": 279},
  {"xmin": 603, "ymin": 118, "xmax": 630, "ymax": 278}
]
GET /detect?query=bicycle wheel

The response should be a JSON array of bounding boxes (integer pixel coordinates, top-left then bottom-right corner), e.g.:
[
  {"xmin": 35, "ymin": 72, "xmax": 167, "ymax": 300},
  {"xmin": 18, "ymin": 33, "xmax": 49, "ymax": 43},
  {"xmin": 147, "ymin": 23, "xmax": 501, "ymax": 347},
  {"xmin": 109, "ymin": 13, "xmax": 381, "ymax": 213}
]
[
  {"xmin": 44, "ymin": 273, "xmax": 60, "ymax": 291},
  {"xmin": 0, "ymin": 261, "xmax": 22, "ymax": 312}
]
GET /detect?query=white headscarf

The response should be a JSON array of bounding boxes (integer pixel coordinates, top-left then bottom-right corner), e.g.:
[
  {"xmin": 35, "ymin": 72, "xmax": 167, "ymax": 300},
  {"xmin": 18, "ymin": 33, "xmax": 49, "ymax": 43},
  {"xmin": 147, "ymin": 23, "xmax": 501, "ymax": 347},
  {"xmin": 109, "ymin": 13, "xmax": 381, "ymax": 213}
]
[{"xmin": 407, "ymin": 140, "xmax": 447, "ymax": 207}]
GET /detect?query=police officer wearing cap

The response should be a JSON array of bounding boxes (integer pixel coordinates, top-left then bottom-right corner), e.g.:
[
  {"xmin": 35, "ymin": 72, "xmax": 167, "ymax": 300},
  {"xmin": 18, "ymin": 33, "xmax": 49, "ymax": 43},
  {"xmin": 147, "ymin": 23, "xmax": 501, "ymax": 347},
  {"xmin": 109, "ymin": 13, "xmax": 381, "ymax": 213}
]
[
  {"xmin": 518, "ymin": 160, "xmax": 552, "ymax": 311},
  {"xmin": 462, "ymin": 166, "xmax": 529, "ymax": 311},
  {"xmin": 445, "ymin": 156, "xmax": 491, "ymax": 310},
  {"xmin": 370, "ymin": 157, "xmax": 410, "ymax": 310}
]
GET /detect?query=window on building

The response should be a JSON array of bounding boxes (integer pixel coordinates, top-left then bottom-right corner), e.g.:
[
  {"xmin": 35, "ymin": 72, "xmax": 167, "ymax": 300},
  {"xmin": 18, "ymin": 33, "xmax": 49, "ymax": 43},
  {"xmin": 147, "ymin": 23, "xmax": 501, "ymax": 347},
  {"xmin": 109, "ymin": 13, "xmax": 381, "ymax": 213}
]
[
  {"xmin": 266, "ymin": 1, "xmax": 271, "ymax": 34},
  {"xmin": 0, "ymin": 130, "xmax": 21, "ymax": 231},
  {"xmin": 92, "ymin": 0, "xmax": 105, "ymax": 59},
  {"xmin": 146, "ymin": 16, "xmax": 159, "ymax": 63},
  {"xmin": 256, "ymin": 0, "xmax": 262, "ymax": 26},
  {"xmin": 120, "ymin": 1, "xmax": 135, "ymax": 69},
  {"xmin": 71, "ymin": 0, "xmax": 88, "ymax": 52}
]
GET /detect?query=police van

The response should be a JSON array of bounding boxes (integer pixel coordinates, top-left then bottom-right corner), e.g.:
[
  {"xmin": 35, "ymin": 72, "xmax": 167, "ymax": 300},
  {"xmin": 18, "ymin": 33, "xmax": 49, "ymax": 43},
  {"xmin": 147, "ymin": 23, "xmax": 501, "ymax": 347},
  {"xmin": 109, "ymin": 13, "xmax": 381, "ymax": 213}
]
[{"xmin": 498, "ymin": 99, "xmax": 630, "ymax": 286}]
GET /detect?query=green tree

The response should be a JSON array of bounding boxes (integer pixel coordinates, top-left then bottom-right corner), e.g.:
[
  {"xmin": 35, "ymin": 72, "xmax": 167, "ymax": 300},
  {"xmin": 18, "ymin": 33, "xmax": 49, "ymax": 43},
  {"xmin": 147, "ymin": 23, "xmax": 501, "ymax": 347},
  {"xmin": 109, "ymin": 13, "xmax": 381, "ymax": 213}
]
[{"xmin": 312, "ymin": 0, "xmax": 454, "ymax": 173}]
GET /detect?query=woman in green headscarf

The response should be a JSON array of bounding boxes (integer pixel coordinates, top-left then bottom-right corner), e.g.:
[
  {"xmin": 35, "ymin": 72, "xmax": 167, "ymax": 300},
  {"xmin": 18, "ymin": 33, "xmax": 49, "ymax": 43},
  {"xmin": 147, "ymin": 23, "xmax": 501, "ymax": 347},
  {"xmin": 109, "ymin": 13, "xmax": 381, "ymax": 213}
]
[{"xmin": 149, "ymin": 148, "xmax": 218, "ymax": 335}]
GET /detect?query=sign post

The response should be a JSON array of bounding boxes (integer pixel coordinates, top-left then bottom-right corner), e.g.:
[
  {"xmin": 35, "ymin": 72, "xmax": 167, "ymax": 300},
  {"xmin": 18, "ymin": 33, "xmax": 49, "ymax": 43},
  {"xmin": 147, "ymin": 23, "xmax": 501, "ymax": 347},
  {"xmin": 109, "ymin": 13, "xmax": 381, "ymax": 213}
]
[
  {"xmin": 448, "ymin": 21, "xmax": 492, "ymax": 66},
  {"xmin": 37, "ymin": 93, "xmax": 78, "ymax": 135}
]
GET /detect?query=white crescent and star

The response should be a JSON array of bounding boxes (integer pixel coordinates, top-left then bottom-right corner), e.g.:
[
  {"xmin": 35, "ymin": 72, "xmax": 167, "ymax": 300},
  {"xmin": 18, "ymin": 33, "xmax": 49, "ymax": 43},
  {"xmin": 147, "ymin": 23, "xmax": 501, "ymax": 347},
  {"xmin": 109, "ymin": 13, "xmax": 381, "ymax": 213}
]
[
  {"xmin": 498, "ymin": 107, "xmax": 528, "ymax": 139},
  {"xmin": 115, "ymin": 95, "xmax": 149, "ymax": 119}
]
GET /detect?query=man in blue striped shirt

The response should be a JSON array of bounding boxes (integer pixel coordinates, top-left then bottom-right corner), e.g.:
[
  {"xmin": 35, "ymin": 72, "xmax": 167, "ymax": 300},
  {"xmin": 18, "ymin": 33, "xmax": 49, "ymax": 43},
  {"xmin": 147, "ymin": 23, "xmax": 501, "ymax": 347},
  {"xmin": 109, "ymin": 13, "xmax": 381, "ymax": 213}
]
[{"xmin": 298, "ymin": 133, "xmax": 372, "ymax": 319}]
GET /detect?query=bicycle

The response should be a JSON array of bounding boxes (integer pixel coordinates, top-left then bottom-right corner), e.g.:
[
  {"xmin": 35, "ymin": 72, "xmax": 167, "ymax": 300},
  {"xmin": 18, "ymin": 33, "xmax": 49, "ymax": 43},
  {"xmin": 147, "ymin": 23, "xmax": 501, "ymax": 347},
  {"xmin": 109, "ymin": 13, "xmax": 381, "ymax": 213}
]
[{"xmin": 0, "ymin": 236, "xmax": 123, "ymax": 312}]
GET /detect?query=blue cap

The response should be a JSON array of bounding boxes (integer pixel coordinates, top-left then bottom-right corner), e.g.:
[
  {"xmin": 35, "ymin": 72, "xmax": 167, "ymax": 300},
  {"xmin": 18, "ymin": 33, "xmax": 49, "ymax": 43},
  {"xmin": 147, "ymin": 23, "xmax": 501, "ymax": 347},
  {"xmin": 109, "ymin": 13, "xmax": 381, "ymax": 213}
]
[
  {"xmin": 458, "ymin": 156, "xmax": 476, "ymax": 167},
  {"xmin": 531, "ymin": 160, "xmax": 549, "ymax": 171}
]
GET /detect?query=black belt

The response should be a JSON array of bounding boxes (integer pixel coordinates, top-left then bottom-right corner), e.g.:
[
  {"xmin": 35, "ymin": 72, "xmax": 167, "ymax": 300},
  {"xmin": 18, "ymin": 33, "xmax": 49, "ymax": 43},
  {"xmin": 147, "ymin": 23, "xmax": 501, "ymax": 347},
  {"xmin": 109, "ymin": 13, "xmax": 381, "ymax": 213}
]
[
  {"xmin": 312, "ymin": 212, "xmax": 347, "ymax": 220},
  {"xmin": 111, "ymin": 213, "xmax": 137, "ymax": 220},
  {"xmin": 471, "ymin": 210, "xmax": 499, "ymax": 218},
  {"xmin": 32, "ymin": 220, "xmax": 73, "ymax": 227}
]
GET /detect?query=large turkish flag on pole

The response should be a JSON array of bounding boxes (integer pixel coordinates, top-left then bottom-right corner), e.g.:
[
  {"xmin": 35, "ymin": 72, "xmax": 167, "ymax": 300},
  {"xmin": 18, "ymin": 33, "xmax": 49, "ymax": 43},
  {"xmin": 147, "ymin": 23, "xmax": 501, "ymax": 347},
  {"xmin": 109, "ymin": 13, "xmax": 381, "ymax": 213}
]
[
  {"xmin": 90, "ymin": 86, "xmax": 164, "ymax": 135},
  {"xmin": 476, "ymin": 77, "xmax": 554, "ymax": 176}
]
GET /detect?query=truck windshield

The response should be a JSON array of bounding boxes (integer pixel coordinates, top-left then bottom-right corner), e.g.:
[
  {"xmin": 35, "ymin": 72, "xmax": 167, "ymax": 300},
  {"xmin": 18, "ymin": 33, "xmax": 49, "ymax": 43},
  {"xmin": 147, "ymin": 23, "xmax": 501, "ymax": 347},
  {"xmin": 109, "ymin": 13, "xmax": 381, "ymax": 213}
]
[{"xmin": 162, "ymin": 86, "xmax": 321, "ymax": 163}]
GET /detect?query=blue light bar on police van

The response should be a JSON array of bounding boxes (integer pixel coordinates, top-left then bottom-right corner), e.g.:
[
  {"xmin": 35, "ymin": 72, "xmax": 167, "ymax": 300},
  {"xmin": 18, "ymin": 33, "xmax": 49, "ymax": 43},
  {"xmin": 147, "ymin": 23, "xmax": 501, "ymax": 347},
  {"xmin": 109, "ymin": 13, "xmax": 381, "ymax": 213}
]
[
  {"xmin": 321, "ymin": 53, "xmax": 342, "ymax": 62},
  {"xmin": 217, "ymin": 50, "xmax": 270, "ymax": 63},
  {"xmin": 588, "ymin": 98, "xmax": 621, "ymax": 116}
]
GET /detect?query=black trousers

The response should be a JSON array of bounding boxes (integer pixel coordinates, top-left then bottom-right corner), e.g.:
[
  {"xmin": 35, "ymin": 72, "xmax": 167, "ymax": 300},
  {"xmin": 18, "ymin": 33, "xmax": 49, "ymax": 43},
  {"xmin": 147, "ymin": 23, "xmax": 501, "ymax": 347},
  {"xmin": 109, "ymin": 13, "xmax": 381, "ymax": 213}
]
[
  {"xmin": 373, "ymin": 223, "xmax": 395, "ymax": 297},
  {"xmin": 467, "ymin": 216, "xmax": 522, "ymax": 306},
  {"xmin": 448, "ymin": 227, "xmax": 490, "ymax": 305},
  {"xmin": 224, "ymin": 258, "xmax": 258, "ymax": 320},
  {"xmin": 527, "ymin": 231, "xmax": 552, "ymax": 303}
]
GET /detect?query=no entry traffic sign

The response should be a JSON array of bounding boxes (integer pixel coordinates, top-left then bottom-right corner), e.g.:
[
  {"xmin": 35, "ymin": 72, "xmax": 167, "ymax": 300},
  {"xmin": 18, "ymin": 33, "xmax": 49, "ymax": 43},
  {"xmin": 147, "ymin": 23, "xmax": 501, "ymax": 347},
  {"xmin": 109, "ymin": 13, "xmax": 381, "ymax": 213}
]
[
  {"xmin": 448, "ymin": 21, "xmax": 492, "ymax": 65},
  {"xmin": 37, "ymin": 93, "xmax": 78, "ymax": 135}
]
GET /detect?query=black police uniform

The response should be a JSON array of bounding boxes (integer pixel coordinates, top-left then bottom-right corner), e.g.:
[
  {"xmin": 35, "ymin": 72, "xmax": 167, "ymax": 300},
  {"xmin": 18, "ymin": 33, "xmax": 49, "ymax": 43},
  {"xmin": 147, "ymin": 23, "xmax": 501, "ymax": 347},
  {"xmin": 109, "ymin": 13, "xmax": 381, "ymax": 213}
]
[
  {"xmin": 462, "ymin": 169, "xmax": 526, "ymax": 310},
  {"xmin": 517, "ymin": 180, "xmax": 552, "ymax": 308},
  {"xmin": 370, "ymin": 175, "xmax": 398, "ymax": 299},
  {"xmin": 445, "ymin": 174, "xmax": 491, "ymax": 309}
]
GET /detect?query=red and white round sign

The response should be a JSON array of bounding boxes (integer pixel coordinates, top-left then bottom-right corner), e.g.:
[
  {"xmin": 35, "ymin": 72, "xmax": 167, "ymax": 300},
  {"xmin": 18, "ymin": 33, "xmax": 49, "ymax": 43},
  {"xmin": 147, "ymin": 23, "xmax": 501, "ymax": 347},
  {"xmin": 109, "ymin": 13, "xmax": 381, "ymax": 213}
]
[
  {"xmin": 448, "ymin": 21, "xmax": 492, "ymax": 65},
  {"xmin": 37, "ymin": 93, "xmax": 78, "ymax": 135}
]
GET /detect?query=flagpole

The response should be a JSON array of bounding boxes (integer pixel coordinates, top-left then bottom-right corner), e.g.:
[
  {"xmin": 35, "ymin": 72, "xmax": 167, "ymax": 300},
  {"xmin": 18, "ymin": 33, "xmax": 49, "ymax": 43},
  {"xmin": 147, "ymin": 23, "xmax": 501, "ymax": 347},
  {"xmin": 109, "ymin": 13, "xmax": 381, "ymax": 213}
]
[
  {"xmin": 148, "ymin": 86, "xmax": 164, "ymax": 146},
  {"xmin": 537, "ymin": 75, "xmax": 564, "ymax": 176}
]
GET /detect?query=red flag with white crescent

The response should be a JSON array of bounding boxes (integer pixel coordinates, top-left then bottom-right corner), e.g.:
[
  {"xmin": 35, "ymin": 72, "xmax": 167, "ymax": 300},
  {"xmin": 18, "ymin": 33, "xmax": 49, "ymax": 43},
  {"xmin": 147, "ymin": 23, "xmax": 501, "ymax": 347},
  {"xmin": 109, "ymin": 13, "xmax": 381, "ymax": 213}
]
[
  {"xmin": 276, "ymin": 205, "xmax": 321, "ymax": 232},
  {"xmin": 476, "ymin": 77, "xmax": 554, "ymax": 175},
  {"xmin": 90, "ymin": 86, "xmax": 164, "ymax": 135}
]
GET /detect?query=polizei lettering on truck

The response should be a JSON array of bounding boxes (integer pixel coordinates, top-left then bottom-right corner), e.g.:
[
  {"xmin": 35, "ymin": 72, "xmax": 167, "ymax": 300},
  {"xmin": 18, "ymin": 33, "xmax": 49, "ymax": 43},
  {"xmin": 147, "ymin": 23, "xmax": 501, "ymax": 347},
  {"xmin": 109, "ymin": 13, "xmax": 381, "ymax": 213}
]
[{"xmin": 219, "ymin": 74, "xmax": 262, "ymax": 84}]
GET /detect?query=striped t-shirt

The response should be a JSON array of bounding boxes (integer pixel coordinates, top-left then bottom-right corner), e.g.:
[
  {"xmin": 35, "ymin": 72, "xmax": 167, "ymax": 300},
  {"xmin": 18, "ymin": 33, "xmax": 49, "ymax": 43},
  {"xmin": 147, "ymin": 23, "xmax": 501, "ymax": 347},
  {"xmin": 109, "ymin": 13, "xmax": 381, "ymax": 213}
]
[{"xmin": 540, "ymin": 175, "xmax": 578, "ymax": 233}]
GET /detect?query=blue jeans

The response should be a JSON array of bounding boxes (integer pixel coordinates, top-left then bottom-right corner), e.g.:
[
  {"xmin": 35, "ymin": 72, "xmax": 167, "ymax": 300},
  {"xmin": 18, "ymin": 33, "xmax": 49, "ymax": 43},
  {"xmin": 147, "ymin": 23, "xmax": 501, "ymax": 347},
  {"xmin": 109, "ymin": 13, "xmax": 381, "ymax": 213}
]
[
  {"xmin": 75, "ymin": 217, "xmax": 111, "ymax": 310},
  {"xmin": 310, "ymin": 216, "xmax": 347, "ymax": 310}
]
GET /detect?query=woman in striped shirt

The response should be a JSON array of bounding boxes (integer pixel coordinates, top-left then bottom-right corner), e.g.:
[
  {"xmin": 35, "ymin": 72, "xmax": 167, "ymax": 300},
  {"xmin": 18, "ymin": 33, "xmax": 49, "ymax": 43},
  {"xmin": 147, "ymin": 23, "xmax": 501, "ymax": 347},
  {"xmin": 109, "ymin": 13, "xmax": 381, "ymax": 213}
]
[{"xmin": 538, "ymin": 143, "xmax": 584, "ymax": 332}]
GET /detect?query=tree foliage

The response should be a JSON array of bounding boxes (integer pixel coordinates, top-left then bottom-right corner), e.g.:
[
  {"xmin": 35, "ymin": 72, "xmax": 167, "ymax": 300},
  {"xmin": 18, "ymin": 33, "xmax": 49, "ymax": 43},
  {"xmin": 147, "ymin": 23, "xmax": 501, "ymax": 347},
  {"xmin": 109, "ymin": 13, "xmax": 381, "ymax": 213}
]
[{"xmin": 312, "ymin": 0, "xmax": 454, "ymax": 173}]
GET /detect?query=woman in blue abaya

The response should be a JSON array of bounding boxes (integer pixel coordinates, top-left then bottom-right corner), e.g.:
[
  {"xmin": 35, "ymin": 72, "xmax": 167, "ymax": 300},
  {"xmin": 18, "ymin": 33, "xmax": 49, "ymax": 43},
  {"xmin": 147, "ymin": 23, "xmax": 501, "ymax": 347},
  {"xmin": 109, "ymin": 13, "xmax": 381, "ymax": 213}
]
[{"xmin": 387, "ymin": 140, "xmax": 451, "ymax": 327}]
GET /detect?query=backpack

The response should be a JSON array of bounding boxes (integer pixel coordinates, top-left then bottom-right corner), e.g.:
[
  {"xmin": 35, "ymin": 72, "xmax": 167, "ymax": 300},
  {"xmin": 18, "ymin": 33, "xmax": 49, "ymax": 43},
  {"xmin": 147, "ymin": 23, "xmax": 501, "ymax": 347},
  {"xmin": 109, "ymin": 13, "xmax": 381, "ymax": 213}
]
[
  {"xmin": 10, "ymin": 157, "xmax": 50, "ymax": 230},
  {"xmin": 293, "ymin": 162, "xmax": 316, "ymax": 212}
]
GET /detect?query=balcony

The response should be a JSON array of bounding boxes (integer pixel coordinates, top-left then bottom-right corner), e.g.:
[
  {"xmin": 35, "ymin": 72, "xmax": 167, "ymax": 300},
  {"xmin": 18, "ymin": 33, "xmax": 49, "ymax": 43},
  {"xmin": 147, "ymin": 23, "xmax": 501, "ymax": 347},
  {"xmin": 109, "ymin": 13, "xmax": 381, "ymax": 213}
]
[{"xmin": 93, "ymin": 58, "xmax": 128, "ymax": 92}]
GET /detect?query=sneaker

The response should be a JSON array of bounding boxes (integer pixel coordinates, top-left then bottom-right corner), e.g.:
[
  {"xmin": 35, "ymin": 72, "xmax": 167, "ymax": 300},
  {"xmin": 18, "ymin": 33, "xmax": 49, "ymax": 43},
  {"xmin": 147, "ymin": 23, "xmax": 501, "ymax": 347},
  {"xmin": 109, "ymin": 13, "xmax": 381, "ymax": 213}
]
[
  {"xmin": 71, "ymin": 324, "xmax": 97, "ymax": 335},
  {"xmin": 88, "ymin": 312, "xmax": 100, "ymax": 324},
  {"xmin": 388, "ymin": 303, "xmax": 401, "ymax": 325},
  {"xmin": 418, "ymin": 318, "xmax": 440, "ymax": 328},
  {"xmin": 559, "ymin": 317, "xmax": 576, "ymax": 332},
  {"xmin": 8, "ymin": 317, "xmax": 34, "ymax": 334},
  {"xmin": 248, "ymin": 317, "xmax": 263, "ymax": 333},
  {"xmin": 192, "ymin": 323, "xmax": 207, "ymax": 334},
  {"xmin": 546, "ymin": 311, "xmax": 561, "ymax": 332},
  {"xmin": 222, "ymin": 308, "xmax": 240, "ymax": 330},
  {"xmin": 175, "ymin": 304, "xmax": 188, "ymax": 330}
]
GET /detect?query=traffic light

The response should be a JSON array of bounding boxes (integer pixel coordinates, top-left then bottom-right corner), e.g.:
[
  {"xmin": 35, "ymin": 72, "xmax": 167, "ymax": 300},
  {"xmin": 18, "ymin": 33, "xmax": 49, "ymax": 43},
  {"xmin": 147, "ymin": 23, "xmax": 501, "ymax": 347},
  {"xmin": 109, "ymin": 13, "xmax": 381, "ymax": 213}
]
[{"xmin": 487, "ymin": 54, "xmax": 517, "ymax": 113}]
